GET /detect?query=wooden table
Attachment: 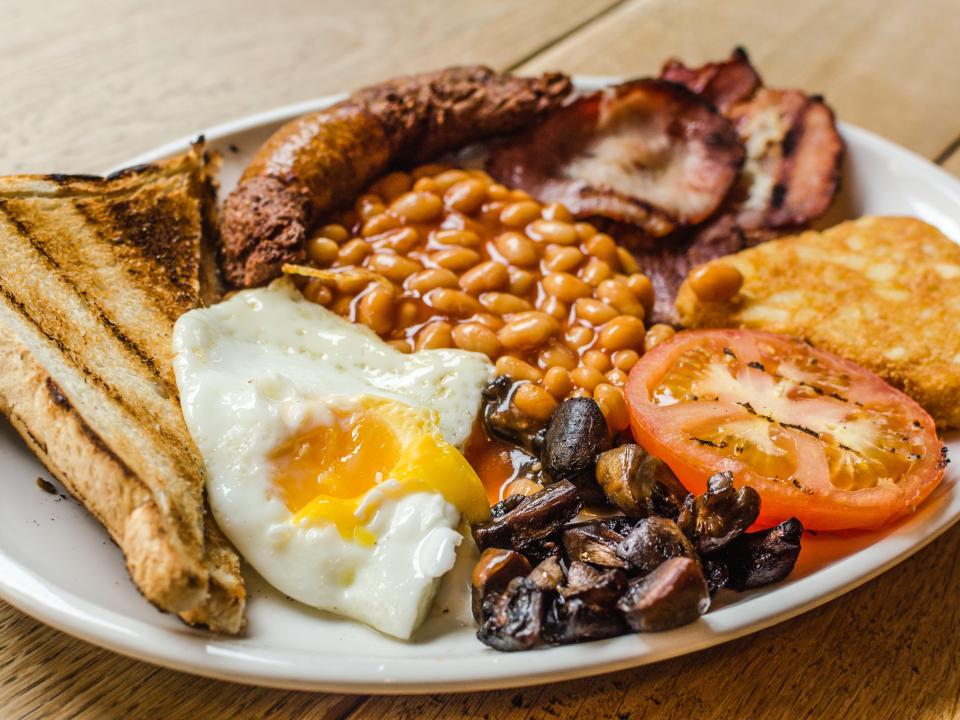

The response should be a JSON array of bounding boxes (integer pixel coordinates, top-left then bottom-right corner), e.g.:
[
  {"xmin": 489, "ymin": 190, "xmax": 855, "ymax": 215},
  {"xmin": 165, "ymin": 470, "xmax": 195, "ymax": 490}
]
[{"xmin": 3, "ymin": 1, "xmax": 960, "ymax": 717}]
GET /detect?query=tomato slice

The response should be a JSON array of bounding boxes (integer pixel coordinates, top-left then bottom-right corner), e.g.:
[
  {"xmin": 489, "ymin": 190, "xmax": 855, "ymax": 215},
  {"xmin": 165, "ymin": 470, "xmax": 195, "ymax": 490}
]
[{"xmin": 625, "ymin": 329, "xmax": 947, "ymax": 530}]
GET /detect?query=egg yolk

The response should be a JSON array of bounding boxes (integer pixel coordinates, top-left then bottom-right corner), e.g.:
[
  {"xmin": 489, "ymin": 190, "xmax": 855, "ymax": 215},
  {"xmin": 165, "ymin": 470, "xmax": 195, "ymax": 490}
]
[{"xmin": 269, "ymin": 399, "xmax": 490, "ymax": 544}]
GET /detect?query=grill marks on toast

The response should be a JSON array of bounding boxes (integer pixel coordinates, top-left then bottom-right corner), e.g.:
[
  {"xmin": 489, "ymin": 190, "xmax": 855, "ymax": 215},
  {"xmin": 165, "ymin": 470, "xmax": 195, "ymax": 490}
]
[{"xmin": 0, "ymin": 149, "xmax": 246, "ymax": 631}]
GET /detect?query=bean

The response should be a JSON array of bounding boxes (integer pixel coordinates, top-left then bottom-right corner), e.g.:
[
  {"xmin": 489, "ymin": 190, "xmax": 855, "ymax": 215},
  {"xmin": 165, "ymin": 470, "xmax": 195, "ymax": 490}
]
[
  {"xmin": 396, "ymin": 299, "xmax": 420, "ymax": 329},
  {"xmin": 689, "ymin": 262, "xmax": 743, "ymax": 302},
  {"xmin": 479, "ymin": 292, "xmax": 532, "ymax": 315},
  {"xmin": 371, "ymin": 226, "xmax": 420, "ymax": 252},
  {"xmin": 374, "ymin": 172, "xmax": 412, "ymax": 202},
  {"xmin": 543, "ymin": 245, "xmax": 585, "ymax": 273},
  {"xmin": 606, "ymin": 368, "xmax": 628, "ymax": 386},
  {"xmin": 412, "ymin": 163, "xmax": 449, "ymax": 179},
  {"xmin": 432, "ymin": 229, "xmax": 481, "ymax": 248},
  {"xmin": 303, "ymin": 278, "xmax": 332, "ymax": 305},
  {"xmin": 574, "ymin": 297, "xmax": 618, "ymax": 325},
  {"xmin": 611, "ymin": 349, "xmax": 640, "ymax": 371},
  {"xmin": 331, "ymin": 294, "xmax": 354, "ymax": 316},
  {"xmin": 306, "ymin": 237, "xmax": 339, "ymax": 266},
  {"xmin": 334, "ymin": 272, "xmax": 372, "ymax": 294},
  {"xmin": 415, "ymin": 321, "xmax": 453, "ymax": 350},
  {"xmin": 486, "ymin": 183, "xmax": 509, "ymax": 200},
  {"xmin": 494, "ymin": 232, "xmax": 539, "ymax": 267},
  {"xmin": 599, "ymin": 315, "xmax": 646, "ymax": 351},
  {"xmin": 585, "ymin": 233, "xmax": 620, "ymax": 265},
  {"xmin": 452, "ymin": 323, "xmax": 502, "ymax": 359},
  {"xmin": 459, "ymin": 260, "xmax": 509, "ymax": 294},
  {"xmin": 473, "ymin": 313, "xmax": 505, "ymax": 331},
  {"xmin": 337, "ymin": 238, "xmax": 372, "ymax": 266},
  {"xmin": 431, "ymin": 247, "xmax": 480, "ymax": 272},
  {"xmin": 565, "ymin": 324, "xmax": 595, "ymax": 349},
  {"xmin": 406, "ymin": 267, "xmax": 459, "ymax": 294},
  {"xmin": 542, "ymin": 272, "xmax": 592, "ymax": 302},
  {"xmin": 527, "ymin": 219, "xmax": 578, "ymax": 245},
  {"xmin": 413, "ymin": 177, "xmax": 440, "ymax": 194},
  {"xmin": 361, "ymin": 213, "xmax": 400, "ymax": 237},
  {"xmin": 543, "ymin": 366, "xmax": 573, "ymax": 399},
  {"xmin": 595, "ymin": 383, "xmax": 629, "ymax": 431},
  {"xmin": 425, "ymin": 287, "xmax": 481, "ymax": 317},
  {"xmin": 390, "ymin": 191, "xmax": 443, "ymax": 222},
  {"xmin": 444, "ymin": 178, "xmax": 488, "ymax": 214},
  {"xmin": 367, "ymin": 253, "xmax": 423, "ymax": 283},
  {"xmin": 497, "ymin": 311, "xmax": 560, "ymax": 350},
  {"xmin": 570, "ymin": 387, "xmax": 591, "ymax": 400},
  {"xmin": 596, "ymin": 279, "xmax": 644, "ymax": 317},
  {"xmin": 644, "ymin": 323, "xmax": 676, "ymax": 352},
  {"xmin": 538, "ymin": 342, "xmax": 578, "ymax": 371},
  {"xmin": 617, "ymin": 247, "xmax": 640, "ymax": 274},
  {"xmin": 356, "ymin": 194, "xmax": 385, "ymax": 221},
  {"xmin": 503, "ymin": 477, "xmax": 543, "ymax": 498},
  {"xmin": 583, "ymin": 349, "xmax": 612, "ymax": 372},
  {"xmin": 541, "ymin": 202, "xmax": 574, "ymax": 222},
  {"xmin": 387, "ymin": 338, "xmax": 412, "ymax": 354},
  {"xmin": 318, "ymin": 224, "xmax": 349, "ymax": 243},
  {"xmin": 570, "ymin": 366, "xmax": 606, "ymax": 393},
  {"xmin": 575, "ymin": 222, "xmax": 598, "ymax": 240},
  {"xmin": 627, "ymin": 273, "xmax": 655, "ymax": 315},
  {"xmin": 537, "ymin": 294, "xmax": 568, "ymax": 321},
  {"xmin": 433, "ymin": 170, "xmax": 470, "ymax": 192},
  {"xmin": 500, "ymin": 201, "xmax": 542, "ymax": 227},
  {"xmin": 507, "ymin": 267, "xmax": 536, "ymax": 296},
  {"xmin": 495, "ymin": 356, "xmax": 542, "ymax": 383},
  {"xmin": 579, "ymin": 257, "xmax": 613, "ymax": 287},
  {"xmin": 513, "ymin": 382, "xmax": 558, "ymax": 422},
  {"xmin": 357, "ymin": 284, "xmax": 396, "ymax": 336}
]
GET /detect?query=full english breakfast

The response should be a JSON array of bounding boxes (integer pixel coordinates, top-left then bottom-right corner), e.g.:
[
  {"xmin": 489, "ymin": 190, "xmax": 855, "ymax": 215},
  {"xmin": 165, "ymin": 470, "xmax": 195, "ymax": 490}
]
[{"xmin": 0, "ymin": 49, "xmax": 954, "ymax": 653}]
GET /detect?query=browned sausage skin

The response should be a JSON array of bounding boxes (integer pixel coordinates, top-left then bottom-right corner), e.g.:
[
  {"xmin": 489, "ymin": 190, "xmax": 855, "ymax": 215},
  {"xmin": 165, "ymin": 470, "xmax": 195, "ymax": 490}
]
[{"xmin": 221, "ymin": 66, "xmax": 572, "ymax": 288}]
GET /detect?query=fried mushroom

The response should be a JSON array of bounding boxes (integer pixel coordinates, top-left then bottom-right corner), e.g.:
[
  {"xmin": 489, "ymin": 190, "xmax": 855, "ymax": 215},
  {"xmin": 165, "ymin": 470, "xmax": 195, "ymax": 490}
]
[
  {"xmin": 616, "ymin": 556, "xmax": 710, "ymax": 632},
  {"xmin": 471, "ymin": 480, "xmax": 582, "ymax": 551},
  {"xmin": 541, "ymin": 398, "xmax": 611, "ymax": 500},
  {"xmin": 725, "ymin": 517, "xmax": 803, "ymax": 591},
  {"xmin": 595, "ymin": 443, "xmax": 689, "ymax": 518},
  {"xmin": 616, "ymin": 517, "xmax": 697, "ymax": 575},
  {"xmin": 677, "ymin": 471, "xmax": 760, "ymax": 554}
]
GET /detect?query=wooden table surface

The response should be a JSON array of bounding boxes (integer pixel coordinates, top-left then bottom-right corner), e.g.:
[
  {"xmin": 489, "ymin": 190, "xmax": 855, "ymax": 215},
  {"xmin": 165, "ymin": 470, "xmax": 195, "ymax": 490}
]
[{"xmin": 3, "ymin": 1, "xmax": 960, "ymax": 718}]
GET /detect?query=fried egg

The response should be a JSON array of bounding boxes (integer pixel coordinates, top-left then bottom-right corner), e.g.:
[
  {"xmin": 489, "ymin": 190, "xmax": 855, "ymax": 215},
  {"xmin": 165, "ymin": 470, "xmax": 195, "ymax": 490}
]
[{"xmin": 172, "ymin": 279, "xmax": 493, "ymax": 638}]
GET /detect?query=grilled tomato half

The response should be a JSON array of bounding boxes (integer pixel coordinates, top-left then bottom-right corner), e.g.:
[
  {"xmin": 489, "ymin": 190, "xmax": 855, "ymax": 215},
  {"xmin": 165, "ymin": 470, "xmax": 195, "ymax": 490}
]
[{"xmin": 625, "ymin": 329, "xmax": 947, "ymax": 530}]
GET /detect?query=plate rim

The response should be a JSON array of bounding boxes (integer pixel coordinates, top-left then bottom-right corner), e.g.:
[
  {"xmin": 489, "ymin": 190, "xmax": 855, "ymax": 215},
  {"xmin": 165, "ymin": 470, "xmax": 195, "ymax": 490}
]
[{"xmin": 3, "ymin": 75, "xmax": 960, "ymax": 694}]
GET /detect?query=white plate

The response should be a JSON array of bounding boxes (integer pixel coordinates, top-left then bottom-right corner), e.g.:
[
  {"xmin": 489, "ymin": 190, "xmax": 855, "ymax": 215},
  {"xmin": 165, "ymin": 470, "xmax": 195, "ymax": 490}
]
[{"xmin": 2, "ymin": 78, "xmax": 960, "ymax": 694}]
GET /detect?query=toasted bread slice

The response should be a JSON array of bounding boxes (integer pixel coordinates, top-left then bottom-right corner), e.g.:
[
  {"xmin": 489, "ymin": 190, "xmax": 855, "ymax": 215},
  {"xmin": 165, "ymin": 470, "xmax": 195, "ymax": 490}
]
[
  {"xmin": 676, "ymin": 216, "xmax": 960, "ymax": 428},
  {"xmin": 0, "ymin": 145, "xmax": 245, "ymax": 632}
]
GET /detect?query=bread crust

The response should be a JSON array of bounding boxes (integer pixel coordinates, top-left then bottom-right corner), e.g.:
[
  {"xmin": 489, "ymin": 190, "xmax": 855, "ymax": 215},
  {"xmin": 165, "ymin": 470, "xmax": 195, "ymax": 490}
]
[{"xmin": 0, "ymin": 146, "xmax": 245, "ymax": 631}]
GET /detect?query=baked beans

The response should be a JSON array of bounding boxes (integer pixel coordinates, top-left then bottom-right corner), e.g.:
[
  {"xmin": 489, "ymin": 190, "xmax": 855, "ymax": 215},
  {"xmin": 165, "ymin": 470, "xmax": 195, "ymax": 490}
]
[{"xmin": 297, "ymin": 164, "xmax": 658, "ymax": 405}]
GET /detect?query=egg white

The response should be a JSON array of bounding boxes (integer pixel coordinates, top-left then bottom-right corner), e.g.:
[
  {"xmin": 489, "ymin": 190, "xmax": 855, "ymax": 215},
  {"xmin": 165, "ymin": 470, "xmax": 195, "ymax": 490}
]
[{"xmin": 172, "ymin": 279, "xmax": 494, "ymax": 638}]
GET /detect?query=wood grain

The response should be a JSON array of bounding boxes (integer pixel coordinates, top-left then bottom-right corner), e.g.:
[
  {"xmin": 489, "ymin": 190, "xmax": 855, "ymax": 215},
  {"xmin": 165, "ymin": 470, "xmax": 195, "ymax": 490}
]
[
  {"xmin": 0, "ymin": 0, "xmax": 618, "ymax": 174},
  {"xmin": 2, "ymin": 0, "xmax": 960, "ymax": 718}
]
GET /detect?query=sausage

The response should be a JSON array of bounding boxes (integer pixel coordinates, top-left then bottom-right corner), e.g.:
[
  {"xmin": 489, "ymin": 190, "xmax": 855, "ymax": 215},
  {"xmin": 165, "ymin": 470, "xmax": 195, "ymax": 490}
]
[{"xmin": 220, "ymin": 66, "xmax": 572, "ymax": 287}]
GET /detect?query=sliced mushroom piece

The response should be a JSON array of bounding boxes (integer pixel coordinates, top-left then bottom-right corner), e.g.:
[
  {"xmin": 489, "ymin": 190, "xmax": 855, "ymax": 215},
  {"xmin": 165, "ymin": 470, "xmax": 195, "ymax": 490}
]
[
  {"xmin": 541, "ymin": 398, "xmax": 611, "ymax": 501},
  {"xmin": 724, "ymin": 517, "xmax": 803, "ymax": 591},
  {"xmin": 543, "ymin": 562, "xmax": 628, "ymax": 644},
  {"xmin": 562, "ymin": 521, "xmax": 629, "ymax": 569},
  {"xmin": 617, "ymin": 556, "xmax": 711, "ymax": 632},
  {"xmin": 471, "ymin": 480, "xmax": 582, "ymax": 551},
  {"xmin": 471, "ymin": 548, "xmax": 533, "ymax": 621},
  {"xmin": 487, "ymin": 78, "xmax": 744, "ymax": 233},
  {"xmin": 528, "ymin": 556, "xmax": 565, "ymax": 592},
  {"xmin": 595, "ymin": 444, "xmax": 689, "ymax": 518},
  {"xmin": 616, "ymin": 517, "xmax": 697, "ymax": 575},
  {"xmin": 477, "ymin": 577, "xmax": 547, "ymax": 652},
  {"xmin": 701, "ymin": 555, "xmax": 730, "ymax": 596},
  {"xmin": 677, "ymin": 471, "xmax": 761, "ymax": 554}
]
